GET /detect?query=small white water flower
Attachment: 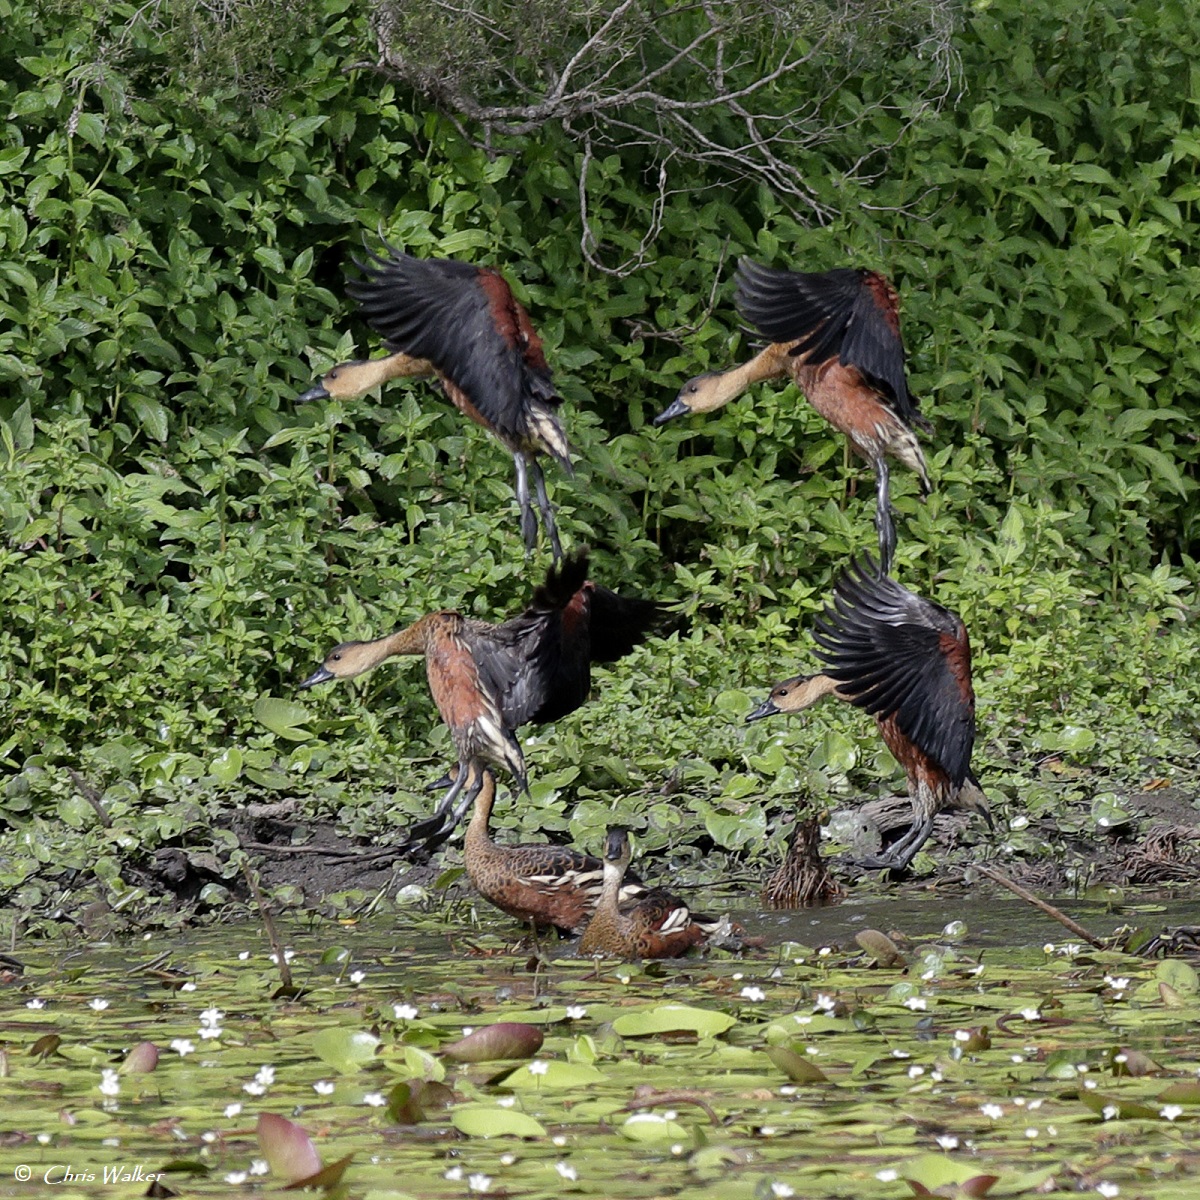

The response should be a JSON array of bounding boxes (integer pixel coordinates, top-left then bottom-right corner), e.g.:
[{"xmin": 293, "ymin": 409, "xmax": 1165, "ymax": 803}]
[
  {"xmin": 528, "ymin": 1060, "xmax": 549, "ymax": 1076},
  {"xmin": 89, "ymin": 998, "xmax": 110, "ymax": 1012},
  {"xmin": 1020, "ymin": 1007, "xmax": 1041, "ymax": 1021},
  {"xmin": 875, "ymin": 1169, "xmax": 899, "ymax": 1182},
  {"xmin": 467, "ymin": 1173, "xmax": 492, "ymax": 1193},
  {"xmin": 362, "ymin": 1092, "xmax": 386, "ymax": 1107},
  {"xmin": 314, "ymin": 1080, "xmax": 335, "ymax": 1096},
  {"xmin": 349, "ymin": 970, "xmax": 366, "ymax": 984},
  {"xmin": 443, "ymin": 1167, "xmax": 463, "ymax": 1182},
  {"xmin": 740, "ymin": 986, "xmax": 767, "ymax": 1002},
  {"xmin": 224, "ymin": 1172, "xmax": 248, "ymax": 1185},
  {"xmin": 814, "ymin": 993, "xmax": 836, "ymax": 1012},
  {"xmin": 170, "ymin": 1038, "xmax": 195, "ymax": 1056},
  {"xmin": 771, "ymin": 1184, "xmax": 795, "ymax": 1198},
  {"xmin": 1096, "ymin": 1184, "xmax": 1119, "ymax": 1198},
  {"xmin": 935, "ymin": 1135, "xmax": 958, "ymax": 1150},
  {"xmin": 565, "ymin": 1005, "xmax": 587, "ymax": 1020},
  {"xmin": 1101, "ymin": 1105, "xmax": 1120, "ymax": 1121},
  {"xmin": 224, "ymin": 1102, "xmax": 242, "ymax": 1118},
  {"xmin": 180, "ymin": 981, "xmax": 197, "ymax": 993},
  {"xmin": 904, "ymin": 997, "xmax": 927, "ymax": 1011},
  {"xmin": 1161, "ymin": 1105, "xmax": 1183, "ymax": 1121},
  {"xmin": 555, "ymin": 1162, "xmax": 577, "ymax": 1181},
  {"xmin": 26, "ymin": 998, "xmax": 45, "ymax": 1010},
  {"xmin": 1025, "ymin": 1127, "xmax": 1039, "ymax": 1139},
  {"xmin": 248, "ymin": 1160, "xmax": 268, "ymax": 1176},
  {"xmin": 242, "ymin": 1081, "xmax": 266, "ymax": 1097},
  {"xmin": 393, "ymin": 1003, "xmax": 419, "ymax": 1021},
  {"xmin": 98, "ymin": 1069, "xmax": 120, "ymax": 1097},
  {"xmin": 980, "ymin": 1103, "xmax": 1003, "ymax": 1120},
  {"xmin": 254, "ymin": 1065, "xmax": 275, "ymax": 1087},
  {"xmin": 908, "ymin": 1066, "xmax": 925, "ymax": 1079}
]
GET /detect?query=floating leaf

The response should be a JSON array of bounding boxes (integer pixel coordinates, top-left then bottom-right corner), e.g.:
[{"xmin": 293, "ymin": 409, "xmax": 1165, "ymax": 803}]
[
  {"xmin": 386, "ymin": 1079, "xmax": 454, "ymax": 1124},
  {"xmin": 501, "ymin": 1059, "xmax": 606, "ymax": 1090},
  {"xmin": 256, "ymin": 1114, "xmax": 322, "ymax": 1183},
  {"xmin": 312, "ymin": 1027, "xmax": 380, "ymax": 1073},
  {"xmin": 451, "ymin": 1105, "xmax": 546, "ymax": 1138},
  {"xmin": 284, "ymin": 1153, "xmax": 353, "ymax": 1192},
  {"xmin": 611, "ymin": 1005, "xmax": 737, "ymax": 1038},
  {"xmin": 120, "ymin": 1041, "xmax": 158, "ymax": 1074},
  {"xmin": 1077, "ymin": 1089, "xmax": 1161, "ymax": 1120},
  {"xmin": 1156, "ymin": 959, "xmax": 1199, "ymax": 996},
  {"xmin": 764, "ymin": 1046, "xmax": 828, "ymax": 1083},
  {"xmin": 902, "ymin": 1154, "xmax": 999, "ymax": 1195},
  {"xmin": 442, "ymin": 1022, "xmax": 544, "ymax": 1063},
  {"xmin": 857, "ymin": 929, "xmax": 906, "ymax": 967},
  {"xmin": 620, "ymin": 1112, "xmax": 690, "ymax": 1141},
  {"xmin": 1159, "ymin": 1081, "xmax": 1200, "ymax": 1105}
]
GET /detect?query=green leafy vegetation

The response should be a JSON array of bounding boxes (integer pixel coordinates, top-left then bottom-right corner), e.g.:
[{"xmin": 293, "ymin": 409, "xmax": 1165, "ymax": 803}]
[{"xmin": 1, "ymin": 0, "xmax": 1199, "ymax": 927}]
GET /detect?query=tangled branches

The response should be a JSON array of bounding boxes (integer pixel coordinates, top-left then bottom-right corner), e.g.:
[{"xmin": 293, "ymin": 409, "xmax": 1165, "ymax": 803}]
[{"xmin": 358, "ymin": 0, "xmax": 962, "ymax": 272}]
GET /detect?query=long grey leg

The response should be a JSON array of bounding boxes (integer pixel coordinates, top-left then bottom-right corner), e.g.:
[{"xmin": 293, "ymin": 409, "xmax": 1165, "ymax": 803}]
[
  {"xmin": 531, "ymin": 458, "xmax": 562, "ymax": 562},
  {"xmin": 855, "ymin": 810, "xmax": 935, "ymax": 875},
  {"xmin": 874, "ymin": 458, "xmax": 896, "ymax": 574},
  {"xmin": 513, "ymin": 452, "xmax": 538, "ymax": 552}
]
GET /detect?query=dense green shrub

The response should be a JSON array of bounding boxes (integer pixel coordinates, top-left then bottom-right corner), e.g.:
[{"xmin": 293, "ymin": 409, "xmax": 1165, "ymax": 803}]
[{"xmin": 2, "ymin": 0, "xmax": 1199, "ymax": 918}]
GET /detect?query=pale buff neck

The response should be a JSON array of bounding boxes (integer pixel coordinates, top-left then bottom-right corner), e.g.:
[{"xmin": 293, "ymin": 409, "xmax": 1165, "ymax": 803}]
[
  {"xmin": 771, "ymin": 672, "xmax": 843, "ymax": 714},
  {"xmin": 321, "ymin": 352, "xmax": 434, "ymax": 398},
  {"xmin": 464, "ymin": 769, "xmax": 497, "ymax": 854},
  {"xmin": 685, "ymin": 343, "xmax": 793, "ymax": 413}
]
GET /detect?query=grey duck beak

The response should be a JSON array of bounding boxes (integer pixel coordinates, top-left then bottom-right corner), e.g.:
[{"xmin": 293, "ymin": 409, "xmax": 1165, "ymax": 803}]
[
  {"xmin": 296, "ymin": 382, "xmax": 330, "ymax": 403},
  {"xmin": 653, "ymin": 395, "xmax": 692, "ymax": 426},
  {"xmin": 298, "ymin": 665, "xmax": 335, "ymax": 690},
  {"xmin": 744, "ymin": 697, "xmax": 781, "ymax": 724}
]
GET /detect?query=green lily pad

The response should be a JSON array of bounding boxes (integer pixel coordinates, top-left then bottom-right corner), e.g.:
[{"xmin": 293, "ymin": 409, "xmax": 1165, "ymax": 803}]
[
  {"xmin": 312, "ymin": 1027, "xmax": 381, "ymax": 1073},
  {"xmin": 611, "ymin": 1004, "xmax": 737, "ymax": 1038},
  {"xmin": 451, "ymin": 1105, "xmax": 547, "ymax": 1138}
]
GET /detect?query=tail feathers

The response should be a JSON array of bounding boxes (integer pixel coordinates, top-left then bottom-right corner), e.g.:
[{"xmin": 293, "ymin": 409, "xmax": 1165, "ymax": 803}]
[
  {"xmin": 527, "ymin": 401, "xmax": 572, "ymax": 470},
  {"xmin": 529, "ymin": 549, "xmax": 589, "ymax": 614}
]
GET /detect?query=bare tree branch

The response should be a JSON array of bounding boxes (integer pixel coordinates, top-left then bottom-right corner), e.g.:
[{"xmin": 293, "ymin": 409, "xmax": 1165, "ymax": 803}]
[{"xmin": 355, "ymin": 1, "xmax": 965, "ymax": 274}]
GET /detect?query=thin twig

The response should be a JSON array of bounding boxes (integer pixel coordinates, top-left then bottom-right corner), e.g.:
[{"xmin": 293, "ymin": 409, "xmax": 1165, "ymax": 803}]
[
  {"xmin": 239, "ymin": 858, "xmax": 293, "ymax": 991},
  {"xmin": 974, "ymin": 864, "xmax": 1107, "ymax": 951},
  {"xmin": 66, "ymin": 769, "xmax": 113, "ymax": 829}
]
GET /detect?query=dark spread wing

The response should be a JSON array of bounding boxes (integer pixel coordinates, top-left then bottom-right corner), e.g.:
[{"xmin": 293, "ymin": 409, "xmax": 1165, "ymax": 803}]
[
  {"xmin": 345, "ymin": 243, "xmax": 558, "ymax": 442},
  {"xmin": 585, "ymin": 585, "xmax": 664, "ymax": 663},
  {"xmin": 811, "ymin": 557, "xmax": 974, "ymax": 785},
  {"xmin": 494, "ymin": 551, "xmax": 591, "ymax": 728},
  {"xmin": 734, "ymin": 258, "xmax": 920, "ymax": 425}
]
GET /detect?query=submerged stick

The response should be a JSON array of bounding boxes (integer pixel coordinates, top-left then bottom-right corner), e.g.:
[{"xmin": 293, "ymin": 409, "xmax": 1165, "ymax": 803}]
[
  {"xmin": 239, "ymin": 858, "xmax": 294, "ymax": 991},
  {"xmin": 974, "ymin": 864, "xmax": 1106, "ymax": 950}
]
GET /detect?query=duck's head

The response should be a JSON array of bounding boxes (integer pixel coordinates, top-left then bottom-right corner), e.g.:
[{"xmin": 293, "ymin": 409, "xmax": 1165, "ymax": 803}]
[
  {"xmin": 298, "ymin": 640, "xmax": 382, "ymax": 689},
  {"xmin": 745, "ymin": 673, "xmax": 838, "ymax": 722},
  {"xmin": 297, "ymin": 359, "xmax": 372, "ymax": 404},
  {"xmin": 601, "ymin": 826, "xmax": 633, "ymax": 871},
  {"xmin": 653, "ymin": 372, "xmax": 726, "ymax": 424}
]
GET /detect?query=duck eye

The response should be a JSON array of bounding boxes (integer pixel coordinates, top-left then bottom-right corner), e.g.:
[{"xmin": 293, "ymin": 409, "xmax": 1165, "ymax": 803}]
[{"xmin": 331, "ymin": 652, "xmax": 342, "ymax": 662}]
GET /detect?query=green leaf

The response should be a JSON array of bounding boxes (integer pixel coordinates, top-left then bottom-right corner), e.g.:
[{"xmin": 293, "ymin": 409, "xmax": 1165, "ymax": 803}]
[
  {"xmin": 253, "ymin": 696, "xmax": 314, "ymax": 741},
  {"xmin": 611, "ymin": 1005, "xmax": 737, "ymax": 1038},
  {"xmin": 451, "ymin": 1105, "xmax": 546, "ymax": 1139},
  {"xmin": 311, "ymin": 1028, "xmax": 381, "ymax": 1073}
]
